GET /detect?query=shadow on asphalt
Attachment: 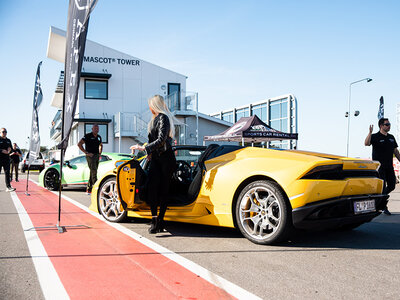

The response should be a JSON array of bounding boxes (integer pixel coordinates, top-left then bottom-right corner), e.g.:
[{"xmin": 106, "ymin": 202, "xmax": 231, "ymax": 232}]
[
  {"xmin": 127, "ymin": 214, "xmax": 400, "ymax": 250},
  {"xmin": 32, "ymin": 185, "xmax": 400, "ymax": 251}
]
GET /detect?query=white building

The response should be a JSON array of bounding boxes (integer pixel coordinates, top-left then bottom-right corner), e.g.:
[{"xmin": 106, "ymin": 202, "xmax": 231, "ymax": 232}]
[{"xmin": 47, "ymin": 26, "xmax": 230, "ymax": 157}]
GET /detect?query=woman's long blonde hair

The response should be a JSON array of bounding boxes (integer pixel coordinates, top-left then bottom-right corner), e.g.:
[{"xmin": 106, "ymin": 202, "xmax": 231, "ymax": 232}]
[{"xmin": 147, "ymin": 95, "xmax": 175, "ymax": 138}]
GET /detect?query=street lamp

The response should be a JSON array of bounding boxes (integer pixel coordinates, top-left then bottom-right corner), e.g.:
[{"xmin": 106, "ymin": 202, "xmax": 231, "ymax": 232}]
[{"xmin": 346, "ymin": 77, "xmax": 373, "ymax": 157}]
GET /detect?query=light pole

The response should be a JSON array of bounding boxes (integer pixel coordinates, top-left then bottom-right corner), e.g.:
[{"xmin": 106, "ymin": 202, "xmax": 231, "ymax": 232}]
[{"xmin": 346, "ymin": 77, "xmax": 372, "ymax": 157}]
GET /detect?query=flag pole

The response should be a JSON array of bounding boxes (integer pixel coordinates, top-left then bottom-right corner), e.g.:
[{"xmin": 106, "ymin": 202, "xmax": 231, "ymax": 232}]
[
  {"xmin": 25, "ymin": 164, "xmax": 30, "ymax": 196},
  {"xmin": 56, "ymin": 148, "xmax": 65, "ymax": 233}
]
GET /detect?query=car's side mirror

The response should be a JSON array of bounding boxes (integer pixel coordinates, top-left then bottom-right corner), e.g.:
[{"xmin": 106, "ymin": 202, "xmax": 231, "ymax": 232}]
[{"xmin": 64, "ymin": 161, "xmax": 72, "ymax": 168}]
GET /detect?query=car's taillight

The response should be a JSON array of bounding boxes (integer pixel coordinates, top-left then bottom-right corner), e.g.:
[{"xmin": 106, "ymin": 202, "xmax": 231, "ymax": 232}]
[{"xmin": 301, "ymin": 164, "xmax": 343, "ymax": 179}]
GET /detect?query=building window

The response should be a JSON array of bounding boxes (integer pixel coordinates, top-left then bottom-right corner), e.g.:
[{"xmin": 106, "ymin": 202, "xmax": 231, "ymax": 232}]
[
  {"xmin": 222, "ymin": 111, "xmax": 234, "ymax": 123},
  {"xmin": 269, "ymin": 98, "xmax": 289, "ymax": 131},
  {"xmin": 167, "ymin": 83, "xmax": 181, "ymax": 111},
  {"xmin": 84, "ymin": 123, "xmax": 108, "ymax": 143},
  {"xmin": 84, "ymin": 79, "xmax": 108, "ymax": 100},
  {"xmin": 236, "ymin": 107, "xmax": 249, "ymax": 121},
  {"xmin": 251, "ymin": 104, "xmax": 267, "ymax": 122}
]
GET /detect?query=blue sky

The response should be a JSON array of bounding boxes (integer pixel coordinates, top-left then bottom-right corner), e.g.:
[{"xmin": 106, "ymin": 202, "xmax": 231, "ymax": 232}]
[{"xmin": 0, "ymin": 0, "xmax": 399, "ymax": 157}]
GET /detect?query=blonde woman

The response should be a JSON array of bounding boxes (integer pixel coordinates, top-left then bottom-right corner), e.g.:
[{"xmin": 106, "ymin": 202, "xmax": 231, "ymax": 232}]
[{"xmin": 130, "ymin": 95, "xmax": 176, "ymax": 233}]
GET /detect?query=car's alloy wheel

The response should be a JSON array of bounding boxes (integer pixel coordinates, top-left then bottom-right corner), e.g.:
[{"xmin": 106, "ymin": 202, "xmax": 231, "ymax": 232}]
[
  {"xmin": 98, "ymin": 177, "xmax": 127, "ymax": 222},
  {"xmin": 236, "ymin": 180, "xmax": 292, "ymax": 245},
  {"xmin": 43, "ymin": 169, "xmax": 60, "ymax": 191}
]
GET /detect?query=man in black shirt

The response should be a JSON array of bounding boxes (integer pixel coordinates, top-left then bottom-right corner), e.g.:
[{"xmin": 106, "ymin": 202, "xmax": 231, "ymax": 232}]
[
  {"xmin": 0, "ymin": 128, "xmax": 15, "ymax": 192},
  {"xmin": 78, "ymin": 124, "xmax": 103, "ymax": 194},
  {"xmin": 365, "ymin": 118, "xmax": 400, "ymax": 215},
  {"xmin": 10, "ymin": 143, "xmax": 22, "ymax": 182}
]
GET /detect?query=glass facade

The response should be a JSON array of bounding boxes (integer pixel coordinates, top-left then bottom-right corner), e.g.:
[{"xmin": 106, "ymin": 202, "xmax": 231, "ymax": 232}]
[
  {"xmin": 210, "ymin": 94, "xmax": 297, "ymax": 149},
  {"xmin": 222, "ymin": 111, "xmax": 234, "ymax": 123},
  {"xmin": 236, "ymin": 107, "xmax": 250, "ymax": 120},
  {"xmin": 251, "ymin": 103, "xmax": 267, "ymax": 122}
]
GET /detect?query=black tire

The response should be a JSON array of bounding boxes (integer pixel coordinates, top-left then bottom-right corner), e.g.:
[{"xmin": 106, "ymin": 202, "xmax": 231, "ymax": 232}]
[
  {"xmin": 235, "ymin": 180, "xmax": 292, "ymax": 245},
  {"xmin": 44, "ymin": 169, "xmax": 60, "ymax": 191},
  {"xmin": 98, "ymin": 177, "xmax": 127, "ymax": 222},
  {"xmin": 21, "ymin": 167, "xmax": 25, "ymax": 173}
]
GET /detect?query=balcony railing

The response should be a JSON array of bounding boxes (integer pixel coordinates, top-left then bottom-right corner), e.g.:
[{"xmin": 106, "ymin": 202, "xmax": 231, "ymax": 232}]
[
  {"xmin": 114, "ymin": 112, "xmax": 147, "ymax": 139},
  {"xmin": 50, "ymin": 110, "xmax": 62, "ymax": 138},
  {"xmin": 166, "ymin": 91, "xmax": 198, "ymax": 114}
]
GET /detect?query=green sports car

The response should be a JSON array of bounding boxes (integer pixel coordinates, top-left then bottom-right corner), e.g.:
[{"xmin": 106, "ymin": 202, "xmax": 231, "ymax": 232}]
[{"xmin": 39, "ymin": 152, "xmax": 132, "ymax": 190}]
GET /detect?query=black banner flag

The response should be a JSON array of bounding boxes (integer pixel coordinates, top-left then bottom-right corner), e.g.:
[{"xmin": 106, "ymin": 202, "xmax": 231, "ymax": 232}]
[
  {"xmin": 58, "ymin": 0, "xmax": 98, "ymax": 150},
  {"xmin": 377, "ymin": 96, "xmax": 384, "ymax": 120},
  {"xmin": 28, "ymin": 61, "xmax": 43, "ymax": 166}
]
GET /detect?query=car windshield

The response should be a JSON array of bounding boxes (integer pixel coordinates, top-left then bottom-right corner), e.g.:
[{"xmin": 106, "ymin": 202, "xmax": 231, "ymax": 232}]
[
  {"xmin": 69, "ymin": 156, "xmax": 86, "ymax": 165},
  {"xmin": 174, "ymin": 149, "xmax": 203, "ymax": 167}
]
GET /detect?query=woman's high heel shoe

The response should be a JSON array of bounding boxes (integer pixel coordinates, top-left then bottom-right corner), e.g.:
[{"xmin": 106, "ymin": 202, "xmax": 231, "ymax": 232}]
[
  {"xmin": 148, "ymin": 216, "xmax": 158, "ymax": 234},
  {"xmin": 156, "ymin": 218, "xmax": 165, "ymax": 232}
]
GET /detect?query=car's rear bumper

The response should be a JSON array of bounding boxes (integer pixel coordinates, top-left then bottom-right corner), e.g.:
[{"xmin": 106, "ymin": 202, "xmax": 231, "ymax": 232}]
[{"xmin": 292, "ymin": 194, "xmax": 389, "ymax": 230}]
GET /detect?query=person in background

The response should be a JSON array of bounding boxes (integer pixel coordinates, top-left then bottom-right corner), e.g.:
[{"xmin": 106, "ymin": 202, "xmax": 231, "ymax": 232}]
[
  {"xmin": 77, "ymin": 124, "xmax": 103, "ymax": 194},
  {"xmin": 0, "ymin": 128, "xmax": 15, "ymax": 192},
  {"xmin": 365, "ymin": 118, "xmax": 400, "ymax": 215},
  {"xmin": 10, "ymin": 143, "xmax": 22, "ymax": 182},
  {"xmin": 130, "ymin": 95, "xmax": 176, "ymax": 234}
]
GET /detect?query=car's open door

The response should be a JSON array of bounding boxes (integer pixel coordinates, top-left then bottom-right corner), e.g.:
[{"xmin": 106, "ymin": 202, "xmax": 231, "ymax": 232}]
[{"xmin": 116, "ymin": 159, "xmax": 147, "ymax": 210}]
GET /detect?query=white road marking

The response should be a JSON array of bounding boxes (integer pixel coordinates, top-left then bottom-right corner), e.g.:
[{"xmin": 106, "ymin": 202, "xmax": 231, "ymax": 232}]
[
  {"xmin": 30, "ymin": 178, "xmax": 261, "ymax": 300},
  {"xmin": 10, "ymin": 191, "xmax": 69, "ymax": 300}
]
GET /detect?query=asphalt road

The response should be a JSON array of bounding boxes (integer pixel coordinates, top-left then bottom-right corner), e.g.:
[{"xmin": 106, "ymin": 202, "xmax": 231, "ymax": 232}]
[{"xmin": 1, "ymin": 173, "xmax": 400, "ymax": 299}]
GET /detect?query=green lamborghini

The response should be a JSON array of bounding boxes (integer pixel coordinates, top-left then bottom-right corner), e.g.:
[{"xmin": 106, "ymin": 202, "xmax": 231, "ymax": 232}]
[{"xmin": 38, "ymin": 152, "xmax": 132, "ymax": 190}]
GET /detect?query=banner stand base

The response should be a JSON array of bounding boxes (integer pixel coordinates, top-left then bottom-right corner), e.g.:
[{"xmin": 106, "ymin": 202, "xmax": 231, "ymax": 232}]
[{"xmin": 25, "ymin": 224, "xmax": 91, "ymax": 234}]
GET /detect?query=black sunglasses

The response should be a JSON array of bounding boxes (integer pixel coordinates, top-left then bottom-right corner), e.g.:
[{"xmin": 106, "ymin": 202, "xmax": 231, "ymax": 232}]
[
  {"xmin": 1, "ymin": 131, "xmax": 7, "ymax": 133},
  {"xmin": 383, "ymin": 123, "xmax": 391, "ymax": 126}
]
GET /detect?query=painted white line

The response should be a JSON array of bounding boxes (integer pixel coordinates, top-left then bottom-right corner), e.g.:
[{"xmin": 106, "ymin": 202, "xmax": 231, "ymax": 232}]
[
  {"xmin": 31, "ymin": 179, "xmax": 261, "ymax": 300},
  {"xmin": 10, "ymin": 191, "xmax": 69, "ymax": 300}
]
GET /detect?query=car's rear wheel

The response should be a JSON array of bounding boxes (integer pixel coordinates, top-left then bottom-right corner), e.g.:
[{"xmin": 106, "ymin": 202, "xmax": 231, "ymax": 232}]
[
  {"xmin": 44, "ymin": 169, "xmax": 60, "ymax": 191},
  {"xmin": 236, "ymin": 180, "xmax": 292, "ymax": 245},
  {"xmin": 98, "ymin": 177, "xmax": 127, "ymax": 222}
]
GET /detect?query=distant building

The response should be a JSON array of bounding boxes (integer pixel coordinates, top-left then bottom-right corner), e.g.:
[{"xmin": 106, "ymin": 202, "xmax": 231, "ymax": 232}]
[
  {"xmin": 47, "ymin": 26, "xmax": 230, "ymax": 157},
  {"xmin": 210, "ymin": 94, "xmax": 298, "ymax": 149}
]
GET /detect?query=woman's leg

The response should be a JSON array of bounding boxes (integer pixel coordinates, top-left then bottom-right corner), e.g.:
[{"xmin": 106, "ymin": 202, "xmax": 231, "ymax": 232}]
[
  {"xmin": 157, "ymin": 151, "xmax": 176, "ymax": 224},
  {"xmin": 146, "ymin": 159, "xmax": 162, "ymax": 233}
]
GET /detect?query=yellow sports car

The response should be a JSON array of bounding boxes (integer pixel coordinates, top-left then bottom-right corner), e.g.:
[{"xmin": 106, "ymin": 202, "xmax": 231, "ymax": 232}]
[{"xmin": 89, "ymin": 144, "xmax": 388, "ymax": 244}]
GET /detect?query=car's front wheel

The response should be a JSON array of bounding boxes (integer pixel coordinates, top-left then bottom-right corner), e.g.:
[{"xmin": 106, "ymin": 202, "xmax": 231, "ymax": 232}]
[
  {"xmin": 44, "ymin": 169, "xmax": 60, "ymax": 191},
  {"xmin": 98, "ymin": 177, "xmax": 127, "ymax": 222},
  {"xmin": 235, "ymin": 180, "xmax": 292, "ymax": 245}
]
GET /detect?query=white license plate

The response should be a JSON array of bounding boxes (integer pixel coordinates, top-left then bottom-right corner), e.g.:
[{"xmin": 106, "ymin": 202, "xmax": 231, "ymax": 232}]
[{"xmin": 353, "ymin": 200, "xmax": 375, "ymax": 214}]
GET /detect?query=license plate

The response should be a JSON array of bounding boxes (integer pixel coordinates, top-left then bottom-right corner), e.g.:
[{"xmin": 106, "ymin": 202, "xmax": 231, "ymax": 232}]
[{"xmin": 353, "ymin": 200, "xmax": 375, "ymax": 214}]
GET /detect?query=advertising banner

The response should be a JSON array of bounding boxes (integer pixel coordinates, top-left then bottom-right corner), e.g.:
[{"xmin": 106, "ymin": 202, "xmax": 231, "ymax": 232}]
[
  {"xmin": 377, "ymin": 96, "xmax": 384, "ymax": 120},
  {"xmin": 28, "ymin": 61, "xmax": 43, "ymax": 166},
  {"xmin": 58, "ymin": 0, "xmax": 98, "ymax": 150}
]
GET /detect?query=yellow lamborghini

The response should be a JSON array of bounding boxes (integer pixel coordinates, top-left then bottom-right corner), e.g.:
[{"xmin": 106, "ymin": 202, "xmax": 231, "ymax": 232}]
[{"xmin": 89, "ymin": 144, "xmax": 388, "ymax": 245}]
